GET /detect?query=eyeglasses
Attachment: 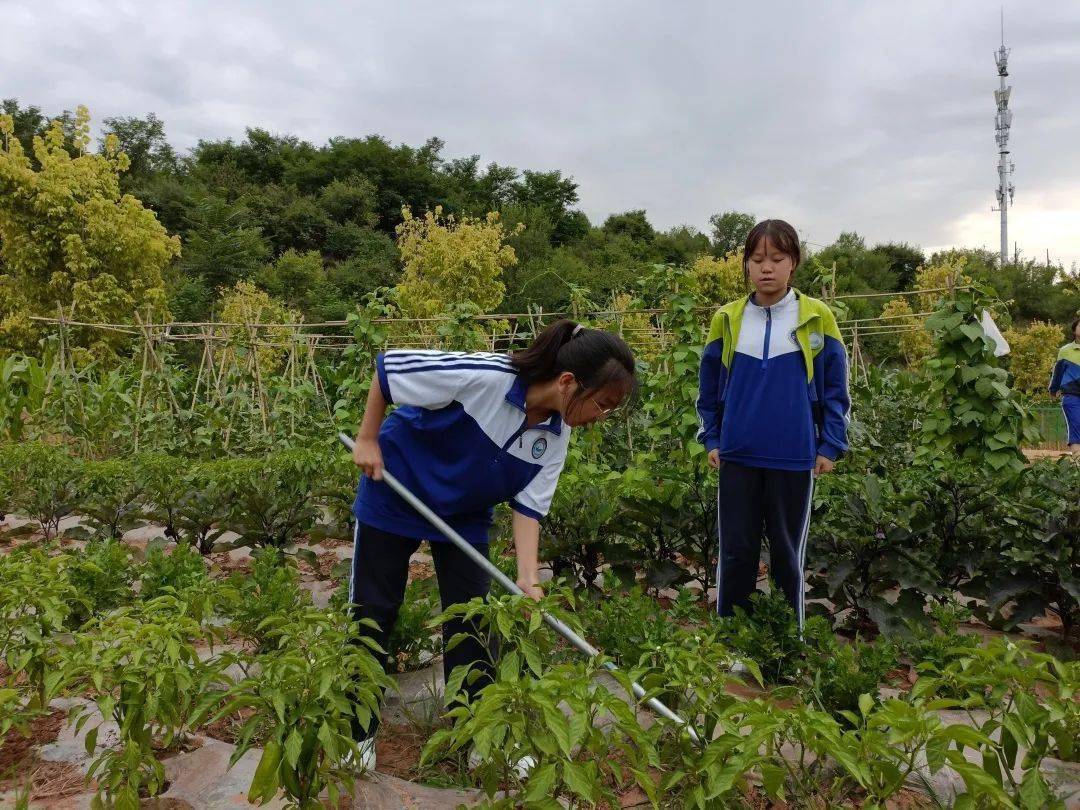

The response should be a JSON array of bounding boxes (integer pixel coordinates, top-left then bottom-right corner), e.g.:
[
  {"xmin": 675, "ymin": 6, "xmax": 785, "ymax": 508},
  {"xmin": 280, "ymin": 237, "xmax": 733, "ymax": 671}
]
[{"xmin": 588, "ymin": 393, "xmax": 616, "ymax": 418}]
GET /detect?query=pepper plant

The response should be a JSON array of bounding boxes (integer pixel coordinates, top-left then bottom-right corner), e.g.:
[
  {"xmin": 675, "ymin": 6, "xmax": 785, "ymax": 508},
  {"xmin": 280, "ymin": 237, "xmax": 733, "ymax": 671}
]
[
  {"xmin": 0, "ymin": 441, "xmax": 82, "ymax": 540},
  {"xmin": 913, "ymin": 638, "xmax": 1076, "ymax": 809},
  {"xmin": 63, "ymin": 537, "xmax": 136, "ymax": 629},
  {"xmin": 173, "ymin": 459, "xmax": 232, "ymax": 555},
  {"xmin": 0, "ymin": 547, "xmax": 74, "ymax": 711},
  {"xmin": 64, "ymin": 594, "xmax": 229, "ymax": 809},
  {"xmin": 219, "ymin": 607, "xmax": 392, "ymax": 808},
  {"xmin": 424, "ymin": 592, "xmax": 657, "ymax": 808},
  {"xmin": 219, "ymin": 548, "xmax": 311, "ymax": 651}
]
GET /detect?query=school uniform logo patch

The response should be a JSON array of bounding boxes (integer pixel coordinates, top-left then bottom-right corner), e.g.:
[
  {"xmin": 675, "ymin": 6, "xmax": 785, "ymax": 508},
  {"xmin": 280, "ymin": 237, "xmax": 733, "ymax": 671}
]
[
  {"xmin": 788, "ymin": 329, "xmax": 799, "ymax": 346},
  {"xmin": 531, "ymin": 438, "xmax": 548, "ymax": 459}
]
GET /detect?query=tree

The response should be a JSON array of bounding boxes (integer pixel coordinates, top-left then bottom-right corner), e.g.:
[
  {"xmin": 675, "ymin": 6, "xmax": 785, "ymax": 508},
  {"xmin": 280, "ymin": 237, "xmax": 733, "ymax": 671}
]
[
  {"xmin": 914, "ymin": 257, "xmax": 973, "ymax": 312},
  {"xmin": 602, "ymin": 210, "xmax": 655, "ymax": 243},
  {"xmin": 708, "ymin": 211, "xmax": 755, "ymax": 258},
  {"xmin": 1004, "ymin": 321, "xmax": 1063, "ymax": 396},
  {"xmin": 325, "ymin": 230, "xmax": 400, "ymax": 300},
  {"xmin": 688, "ymin": 252, "xmax": 745, "ymax": 306},
  {"xmin": 254, "ymin": 249, "xmax": 326, "ymax": 314},
  {"xmin": 394, "ymin": 206, "xmax": 520, "ymax": 318},
  {"xmin": 179, "ymin": 194, "xmax": 270, "ymax": 295},
  {"xmin": 879, "ymin": 297, "xmax": 931, "ymax": 368},
  {"xmin": 99, "ymin": 113, "xmax": 178, "ymax": 187},
  {"xmin": 655, "ymin": 226, "xmax": 711, "ymax": 266},
  {"xmin": 318, "ymin": 175, "xmax": 379, "ymax": 228},
  {"xmin": 870, "ymin": 242, "xmax": 925, "ymax": 290},
  {"xmin": 816, "ymin": 231, "xmax": 898, "ymax": 294},
  {"xmin": 216, "ymin": 280, "xmax": 298, "ymax": 374},
  {"xmin": 1, "ymin": 99, "xmax": 48, "ymax": 155},
  {"xmin": 512, "ymin": 170, "xmax": 579, "ymax": 220},
  {"xmin": 245, "ymin": 186, "xmax": 330, "ymax": 254},
  {"xmin": 0, "ymin": 106, "xmax": 179, "ymax": 354}
]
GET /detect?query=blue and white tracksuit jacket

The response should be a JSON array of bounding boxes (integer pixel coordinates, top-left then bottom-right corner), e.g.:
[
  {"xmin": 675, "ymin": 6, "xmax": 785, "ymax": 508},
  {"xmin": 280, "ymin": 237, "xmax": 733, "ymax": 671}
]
[
  {"xmin": 352, "ymin": 350, "xmax": 570, "ymax": 545},
  {"xmin": 697, "ymin": 289, "xmax": 850, "ymax": 625}
]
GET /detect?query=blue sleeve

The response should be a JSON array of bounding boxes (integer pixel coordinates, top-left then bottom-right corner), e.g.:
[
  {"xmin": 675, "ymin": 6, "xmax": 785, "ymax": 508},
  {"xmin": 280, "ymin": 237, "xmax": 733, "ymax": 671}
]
[
  {"xmin": 696, "ymin": 339, "xmax": 724, "ymax": 452},
  {"xmin": 1049, "ymin": 359, "xmax": 1065, "ymax": 394},
  {"xmin": 817, "ymin": 337, "xmax": 850, "ymax": 461}
]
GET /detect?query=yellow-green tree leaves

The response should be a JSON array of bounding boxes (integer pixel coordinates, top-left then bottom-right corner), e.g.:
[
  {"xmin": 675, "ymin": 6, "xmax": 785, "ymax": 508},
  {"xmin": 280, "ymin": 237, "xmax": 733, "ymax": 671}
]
[
  {"xmin": 1004, "ymin": 320, "xmax": 1062, "ymax": 395},
  {"xmin": 394, "ymin": 206, "xmax": 520, "ymax": 319},
  {"xmin": 687, "ymin": 251, "xmax": 745, "ymax": 305},
  {"xmin": 0, "ymin": 106, "xmax": 179, "ymax": 354},
  {"xmin": 880, "ymin": 297, "xmax": 932, "ymax": 369}
]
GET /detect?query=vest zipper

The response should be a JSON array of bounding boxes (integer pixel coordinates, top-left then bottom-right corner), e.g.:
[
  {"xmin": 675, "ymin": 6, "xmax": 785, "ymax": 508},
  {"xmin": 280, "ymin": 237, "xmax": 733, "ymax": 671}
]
[
  {"xmin": 502, "ymin": 418, "xmax": 530, "ymax": 451},
  {"xmin": 762, "ymin": 307, "xmax": 772, "ymax": 370}
]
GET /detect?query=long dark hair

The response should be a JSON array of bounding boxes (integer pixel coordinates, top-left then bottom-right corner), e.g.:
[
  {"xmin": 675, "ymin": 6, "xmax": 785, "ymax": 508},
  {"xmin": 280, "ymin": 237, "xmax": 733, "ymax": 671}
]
[
  {"xmin": 743, "ymin": 219, "xmax": 802, "ymax": 281},
  {"xmin": 511, "ymin": 319, "xmax": 638, "ymax": 402}
]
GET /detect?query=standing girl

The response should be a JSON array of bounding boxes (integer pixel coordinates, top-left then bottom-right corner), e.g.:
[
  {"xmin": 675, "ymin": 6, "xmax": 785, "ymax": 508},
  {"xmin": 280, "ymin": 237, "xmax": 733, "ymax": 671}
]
[
  {"xmin": 348, "ymin": 321, "xmax": 636, "ymax": 768},
  {"xmin": 697, "ymin": 219, "xmax": 849, "ymax": 629},
  {"xmin": 1049, "ymin": 317, "xmax": 1080, "ymax": 456}
]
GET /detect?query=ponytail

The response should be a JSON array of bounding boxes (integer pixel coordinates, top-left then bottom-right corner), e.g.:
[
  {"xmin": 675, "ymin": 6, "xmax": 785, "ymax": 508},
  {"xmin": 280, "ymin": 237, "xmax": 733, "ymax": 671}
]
[{"xmin": 511, "ymin": 318, "xmax": 638, "ymax": 401}]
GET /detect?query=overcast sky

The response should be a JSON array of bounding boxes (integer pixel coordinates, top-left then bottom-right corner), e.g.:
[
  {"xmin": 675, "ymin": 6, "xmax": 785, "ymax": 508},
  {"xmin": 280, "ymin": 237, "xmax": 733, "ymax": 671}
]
[{"xmin": 5, "ymin": 0, "xmax": 1079, "ymax": 269}]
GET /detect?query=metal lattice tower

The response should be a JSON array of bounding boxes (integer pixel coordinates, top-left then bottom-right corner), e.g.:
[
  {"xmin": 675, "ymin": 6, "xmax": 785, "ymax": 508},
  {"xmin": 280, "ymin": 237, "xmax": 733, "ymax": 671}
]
[{"xmin": 992, "ymin": 10, "xmax": 1015, "ymax": 266}]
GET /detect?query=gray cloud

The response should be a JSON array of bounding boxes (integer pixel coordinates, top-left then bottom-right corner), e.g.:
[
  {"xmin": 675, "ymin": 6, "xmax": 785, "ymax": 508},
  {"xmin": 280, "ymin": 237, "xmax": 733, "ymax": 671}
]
[{"xmin": 4, "ymin": 0, "xmax": 1078, "ymax": 265}]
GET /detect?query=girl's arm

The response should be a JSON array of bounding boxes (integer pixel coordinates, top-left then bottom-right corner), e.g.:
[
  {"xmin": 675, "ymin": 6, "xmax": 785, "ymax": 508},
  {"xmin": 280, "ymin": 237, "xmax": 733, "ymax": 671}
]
[
  {"xmin": 816, "ymin": 318, "xmax": 851, "ymax": 467},
  {"xmin": 511, "ymin": 510, "xmax": 543, "ymax": 601},
  {"xmin": 697, "ymin": 312, "xmax": 726, "ymax": 461},
  {"xmin": 352, "ymin": 377, "xmax": 388, "ymax": 479}
]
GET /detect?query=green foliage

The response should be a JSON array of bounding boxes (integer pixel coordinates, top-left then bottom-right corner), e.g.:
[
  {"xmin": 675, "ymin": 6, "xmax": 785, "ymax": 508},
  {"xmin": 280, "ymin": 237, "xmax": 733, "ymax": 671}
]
[
  {"xmin": 425, "ymin": 593, "xmax": 656, "ymax": 808},
  {"xmin": 64, "ymin": 595, "xmax": 228, "ymax": 809},
  {"xmin": 969, "ymin": 457, "xmax": 1080, "ymax": 636},
  {"xmin": 542, "ymin": 464, "xmax": 629, "ymax": 589},
  {"xmin": 76, "ymin": 457, "xmax": 145, "ymax": 540},
  {"xmin": 218, "ymin": 449, "xmax": 322, "ymax": 554},
  {"xmin": 218, "ymin": 607, "xmax": 392, "ymax": 808},
  {"xmin": 331, "ymin": 290, "xmax": 394, "ymax": 430},
  {"xmin": 138, "ymin": 540, "xmax": 210, "ymax": 602},
  {"xmin": 919, "ymin": 287, "xmax": 1038, "ymax": 473},
  {"xmin": 1004, "ymin": 320, "xmax": 1064, "ymax": 396},
  {"xmin": 913, "ymin": 638, "xmax": 1077, "ymax": 808},
  {"xmin": 907, "ymin": 461, "xmax": 1023, "ymax": 596},
  {"xmin": 0, "ymin": 353, "xmax": 46, "ymax": 442},
  {"xmin": 844, "ymin": 366, "xmax": 921, "ymax": 476},
  {"xmin": 0, "ymin": 105, "xmax": 179, "ymax": 355},
  {"xmin": 807, "ymin": 635, "xmax": 897, "ymax": 720},
  {"xmin": 395, "ymin": 206, "xmax": 518, "ymax": 319},
  {"xmin": 0, "ymin": 441, "xmax": 82, "ymax": 540},
  {"xmin": 0, "ymin": 547, "xmax": 74, "ymax": 709},
  {"xmin": 708, "ymin": 210, "xmax": 755, "ymax": 258},
  {"xmin": 807, "ymin": 470, "xmax": 930, "ymax": 635},
  {"xmin": 716, "ymin": 588, "xmax": 820, "ymax": 683},
  {"xmin": 903, "ymin": 600, "xmax": 981, "ymax": 678},
  {"xmin": 625, "ymin": 265, "xmax": 718, "ymax": 596},
  {"xmin": 385, "ymin": 577, "xmax": 440, "ymax": 673},
  {"xmin": 133, "ymin": 453, "xmax": 188, "ymax": 541},
  {"xmin": 63, "ymin": 538, "xmax": 136, "ymax": 628},
  {"xmin": 220, "ymin": 549, "xmax": 310, "ymax": 651},
  {"xmin": 570, "ymin": 586, "xmax": 673, "ymax": 669}
]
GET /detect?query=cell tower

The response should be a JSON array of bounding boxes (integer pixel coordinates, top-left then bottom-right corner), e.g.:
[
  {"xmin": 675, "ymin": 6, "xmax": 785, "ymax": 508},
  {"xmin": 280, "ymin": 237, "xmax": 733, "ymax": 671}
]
[{"xmin": 992, "ymin": 10, "xmax": 1014, "ymax": 266}]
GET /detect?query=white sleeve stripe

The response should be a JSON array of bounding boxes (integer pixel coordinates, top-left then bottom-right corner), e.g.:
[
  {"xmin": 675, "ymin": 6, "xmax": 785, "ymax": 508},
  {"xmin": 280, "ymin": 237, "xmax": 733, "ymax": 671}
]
[
  {"xmin": 389, "ymin": 362, "xmax": 515, "ymax": 376},
  {"xmin": 384, "ymin": 352, "xmax": 512, "ymax": 369}
]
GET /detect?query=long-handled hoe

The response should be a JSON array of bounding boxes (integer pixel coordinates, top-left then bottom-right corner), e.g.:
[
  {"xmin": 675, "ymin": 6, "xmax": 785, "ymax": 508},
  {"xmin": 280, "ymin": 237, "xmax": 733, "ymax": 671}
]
[{"xmin": 337, "ymin": 433, "xmax": 702, "ymax": 745}]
